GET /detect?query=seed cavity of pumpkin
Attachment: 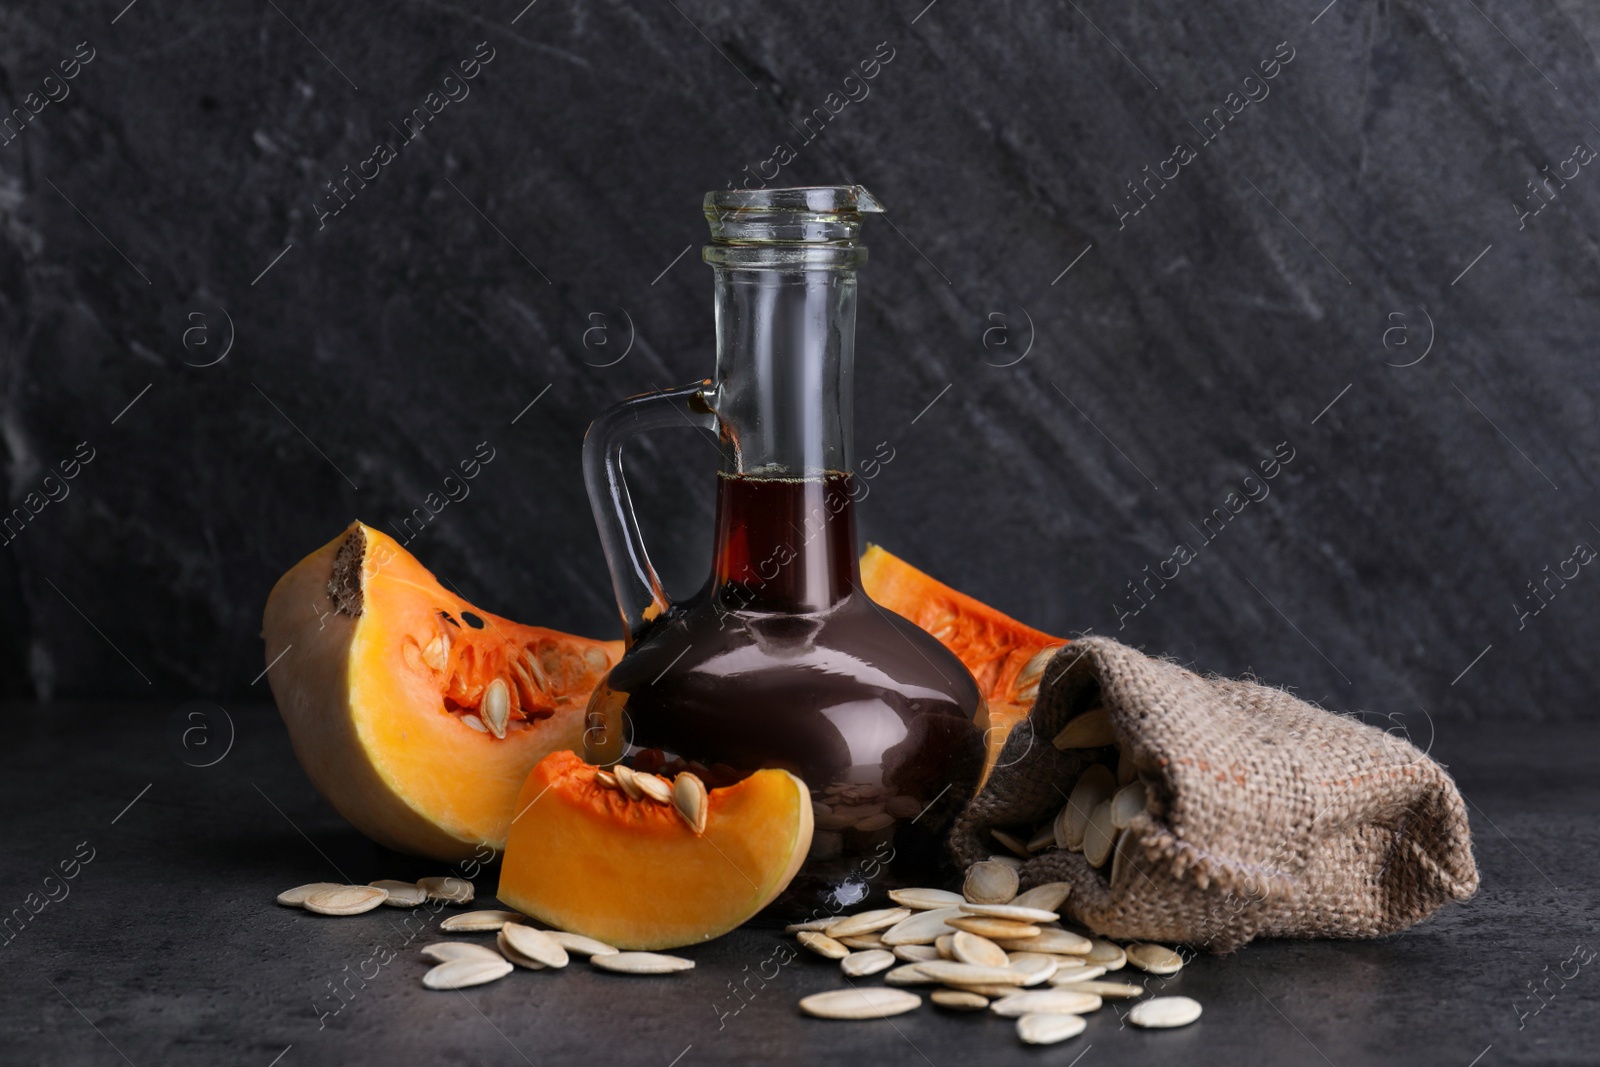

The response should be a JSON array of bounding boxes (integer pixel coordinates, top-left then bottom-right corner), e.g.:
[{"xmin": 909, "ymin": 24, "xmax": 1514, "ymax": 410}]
[{"xmin": 437, "ymin": 638, "xmax": 574, "ymax": 738}]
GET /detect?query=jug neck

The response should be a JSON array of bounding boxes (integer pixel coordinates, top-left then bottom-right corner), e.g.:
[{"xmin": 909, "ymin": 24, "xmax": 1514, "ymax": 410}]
[
  {"xmin": 700, "ymin": 185, "xmax": 883, "ymax": 615},
  {"xmin": 706, "ymin": 264, "xmax": 861, "ymax": 613},
  {"xmin": 708, "ymin": 265, "xmax": 856, "ymax": 478}
]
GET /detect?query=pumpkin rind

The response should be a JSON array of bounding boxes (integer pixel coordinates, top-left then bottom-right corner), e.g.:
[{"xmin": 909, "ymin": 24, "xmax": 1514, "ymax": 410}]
[{"xmin": 262, "ymin": 522, "xmax": 622, "ymax": 861}]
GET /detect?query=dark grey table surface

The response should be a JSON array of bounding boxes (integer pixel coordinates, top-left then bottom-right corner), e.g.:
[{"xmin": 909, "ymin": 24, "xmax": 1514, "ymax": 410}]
[{"xmin": 2, "ymin": 702, "xmax": 1593, "ymax": 1066}]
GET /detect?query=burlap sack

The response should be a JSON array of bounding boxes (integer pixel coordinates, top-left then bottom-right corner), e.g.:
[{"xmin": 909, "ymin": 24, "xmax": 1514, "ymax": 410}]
[{"xmin": 950, "ymin": 637, "xmax": 1479, "ymax": 952}]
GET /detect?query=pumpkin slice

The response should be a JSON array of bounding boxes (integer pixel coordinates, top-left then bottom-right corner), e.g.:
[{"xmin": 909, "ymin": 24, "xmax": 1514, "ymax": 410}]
[
  {"xmin": 860, "ymin": 544, "xmax": 1067, "ymax": 784},
  {"xmin": 261, "ymin": 522, "xmax": 622, "ymax": 861},
  {"xmin": 498, "ymin": 751, "xmax": 813, "ymax": 949}
]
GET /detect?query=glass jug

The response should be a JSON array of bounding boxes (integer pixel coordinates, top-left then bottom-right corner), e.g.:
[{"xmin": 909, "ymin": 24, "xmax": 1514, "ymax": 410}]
[{"xmin": 581, "ymin": 185, "xmax": 985, "ymax": 914}]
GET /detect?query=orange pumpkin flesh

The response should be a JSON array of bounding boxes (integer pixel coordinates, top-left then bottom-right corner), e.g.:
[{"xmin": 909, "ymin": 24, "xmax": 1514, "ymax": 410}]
[
  {"xmin": 261, "ymin": 522, "xmax": 622, "ymax": 861},
  {"xmin": 498, "ymin": 752, "xmax": 813, "ymax": 949},
  {"xmin": 860, "ymin": 544, "xmax": 1066, "ymax": 783}
]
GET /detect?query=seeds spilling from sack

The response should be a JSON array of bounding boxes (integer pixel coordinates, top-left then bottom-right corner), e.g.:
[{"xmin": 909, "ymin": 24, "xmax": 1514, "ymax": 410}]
[
  {"xmin": 976, "ymin": 717, "xmax": 1164, "ymax": 883},
  {"xmin": 788, "ymin": 866, "xmax": 1197, "ymax": 1045}
]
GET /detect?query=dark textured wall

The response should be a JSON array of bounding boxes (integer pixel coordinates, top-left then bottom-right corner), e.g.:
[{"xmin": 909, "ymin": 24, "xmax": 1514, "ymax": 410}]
[{"xmin": 2, "ymin": 0, "xmax": 1597, "ymax": 720}]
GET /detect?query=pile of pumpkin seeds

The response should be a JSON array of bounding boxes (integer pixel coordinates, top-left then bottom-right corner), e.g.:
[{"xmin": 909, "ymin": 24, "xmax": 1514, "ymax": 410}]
[
  {"xmin": 276, "ymin": 876, "xmax": 695, "ymax": 988},
  {"xmin": 789, "ymin": 860, "xmax": 1199, "ymax": 1045}
]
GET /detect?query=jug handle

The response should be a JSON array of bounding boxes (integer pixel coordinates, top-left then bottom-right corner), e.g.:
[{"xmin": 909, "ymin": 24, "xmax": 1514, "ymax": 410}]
[{"xmin": 582, "ymin": 380, "xmax": 718, "ymax": 639}]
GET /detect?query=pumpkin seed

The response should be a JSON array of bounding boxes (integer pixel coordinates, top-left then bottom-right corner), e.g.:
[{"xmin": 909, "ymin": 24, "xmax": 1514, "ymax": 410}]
[
  {"xmin": 369, "ymin": 880, "xmax": 427, "ymax": 907},
  {"xmin": 591, "ymin": 951, "xmax": 694, "ymax": 975},
  {"xmin": 510, "ymin": 657, "xmax": 541, "ymax": 709},
  {"xmin": 1117, "ymin": 747, "xmax": 1137, "ymax": 785},
  {"xmin": 417, "ymin": 876, "xmax": 474, "ymax": 904},
  {"xmin": 987, "ymin": 854, "xmax": 1025, "ymax": 869},
  {"xmin": 838, "ymin": 806, "xmax": 889, "ymax": 825},
  {"xmin": 520, "ymin": 649, "xmax": 550, "ymax": 692},
  {"xmin": 441, "ymin": 909, "xmax": 523, "ymax": 933},
  {"xmin": 1060, "ymin": 764, "xmax": 1114, "ymax": 850},
  {"xmin": 837, "ymin": 934, "xmax": 886, "ymax": 950},
  {"xmin": 1005, "ymin": 953, "xmax": 1060, "ymax": 984},
  {"xmin": 893, "ymin": 944, "xmax": 941, "ymax": 962},
  {"xmin": 1025, "ymin": 824, "xmax": 1056, "ymax": 853},
  {"xmin": 1051, "ymin": 707, "xmax": 1116, "ymax": 749},
  {"xmin": 596, "ymin": 769, "xmax": 620, "ymax": 790},
  {"xmin": 996, "ymin": 927, "xmax": 1092, "ymax": 955},
  {"xmin": 963, "ymin": 861, "xmax": 1019, "ymax": 905},
  {"xmin": 1125, "ymin": 942, "xmax": 1184, "ymax": 975},
  {"xmin": 816, "ymin": 812, "xmax": 855, "ymax": 831},
  {"xmin": 960, "ymin": 902, "xmax": 1059, "ymax": 924},
  {"xmin": 422, "ymin": 633, "xmax": 449, "ymax": 671},
  {"xmin": 888, "ymin": 887, "xmax": 964, "ymax": 910},
  {"xmin": 304, "ymin": 885, "xmax": 388, "ymax": 916},
  {"xmin": 1048, "ymin": 963, "xmax": 1108, "ymax": 985},
  {"xmin": 797, "ymin": 931, "xmax": 852, "ymax": 959},
  {"xmin": 915, "ymin": 960, "xmax": 1030, "ymax": 987},
  {"xmin": 1111, "ymin": 780, "xmax": 1147, "ymax": 829},
  {"xmin": 1017, "ymin": 1012, "xmax": 1087, "ymax": 1044},
  {"xmin": 1085, "ymin": 940, "xmax": 1126, "ymax": 970},
  {"xmin": 828, "ymin": 908, "xmax": 911, "ymax": 939},
  {"xmin": 930, "ymin": 989, "xmax": 989, "ymax": 1011},
  {"xmin": 990, "ymin": 829, "xmax": 1032, "ymax": 858},
  {"xmin": 884, "ymin": 963, "xmax": 939, "ymax": 986},
  {"xmin": 1127, "ymin": 995, "xmax": 1202, "ymax": 1028},
  {"xmin": 841, "ymin": 949, "xmax": 896, "ymax": 977},
  {"xmin": 1051, "ymin": 803, "xmax": 1074, "ymax": 851},
  {"xmin": 885, "ymin": 795, "xmax": 922, "ymax": 819},
  {"xmin": 500, "ymin": 923, "xmax": 569, "ymax": 968},
  {"xmin": 276, "ymin": 882, "xmax": 341, "ymax": 907},
  {"xmin": 785, "ymin": 918, "xmax": 835, "ymax": 933},
  {"xmin": 422, "ymin": 957, "xmax": 513, "ymax": 989},
  {"xmin": 1083, "ymin": 800, "xmax": 1116, "ymax": 868},
  {"xmin": 461, "ymin": 714, "xmax": 489, "ymax": 733},
  {"xmin": 549, "ymin": 931, "xmax": 618, "ymax": 957},
  {"xmin": 798, "ymin": 987, "xmax": 921, "ymax": 1020},
  {"xmin": 880, "ymin": 906, "xmax": 963, "ymax": 946},
  {"xmin": 481, "ymin": 678, "xmax": 510, "ymax": 739},
  {"xmin": 950, "ymin": 930, "xmax": 1008, "ymax": 968},
  {"xmin": 991, "ymin": 988, "xmax": 1102, "ymax": 1017},
  {"xmin": 496, "ymin": 928, "xmax": 547, "ymax": 970},
  {"xmin": 1014, "ymin": 646, "xmax": 1057, "ymax": 704},
  {"xmin": 672, "ymin": 772, "xmax": 708, "ymax": 833},
  {"xmin": 420, "ymin": 941, "xmax": 503, "ymax": 963},
  {"xmin": 613, "ymin": 763, "xmax": 645, "ymax": 800},
  {"xmin": 1058, "ymin": 979, "xmax": 1145, "ymax": 998},
  {"xmin": 1011, "ymin": 882, "xmax": 1071, "ymax": 913},
  {"xmin": 948, "ymin": 916, "xmax": 1040, "ymax": 940},
  {"xmin": 633, "ymin": 772, "xmax": 672, "ymax": 805},
  {"xmin": 1110, "ymin": 827, "xmax": 1136, "ymax": 886},
  {"xmin": 945, "ymin": 981, "xmax": 1034, "ymax": 997},
  {"xmin": 504, "ymin": 672, "xmax": 522, "ymax": 726},
  {"xmin": 935, "ymin": 934, "xmax": 955, "ymax": 958},
  {"xmin": 854, "ymin": 812, "xmax": 896, "ymax": 833}
]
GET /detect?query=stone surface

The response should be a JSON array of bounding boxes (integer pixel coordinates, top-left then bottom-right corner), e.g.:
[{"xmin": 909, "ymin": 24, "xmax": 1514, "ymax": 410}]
[
  {"xmin": 0, "ymin": 702, "xmax": 1594, "ymax": 1064},
  {"xmin": 1, "ymin": 1, "xmax": 1598, "ymax": 727}
]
